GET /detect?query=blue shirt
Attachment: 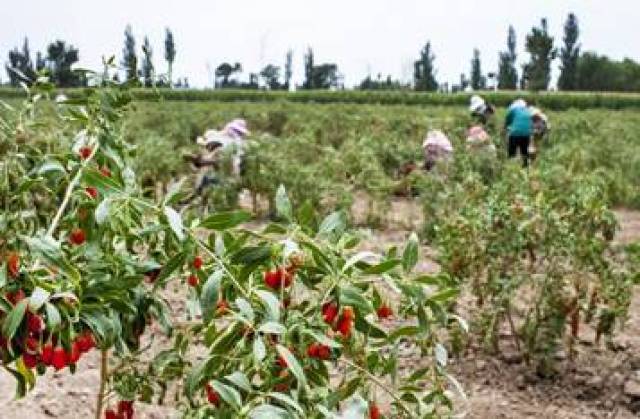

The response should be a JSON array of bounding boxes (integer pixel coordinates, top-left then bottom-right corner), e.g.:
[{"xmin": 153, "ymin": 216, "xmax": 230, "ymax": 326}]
[{"xmin": 505, "ymin": 107, "xmax": 532, "ymax": 137}]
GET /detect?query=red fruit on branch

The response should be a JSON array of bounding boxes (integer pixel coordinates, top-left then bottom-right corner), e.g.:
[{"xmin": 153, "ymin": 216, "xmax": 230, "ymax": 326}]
[
  {"xmin": 117, "ymin": 400, "xmax": 134, "ymax": 419},
  {"xmin": 6, "ymin": 289, "xmax": 26, "ymax": 305},
  {"xmin": 22, "ymin": 353, "xmax": 38, "ymax": 369},
  {"xmin": 322, "ymin": 301, "xmax": 339, "ymax": 324},
  {"xmin": 306, "ymin": 343, "xmax": 319, "ymax": 358},
  {"xmin": 216, "ymin": 299, "xmax": 229, "ymax": 315},
  {"xmin": 276, "ymin": 355, "xmax": 287, "ymax": 368},
  {"xmin": 369, "ymin": 402, "xmax": 381, "ymax": 419},
  {"xmin": 68, "ymin": 340, "xmax": 82, "ymax": 364},
  {"xmin": 306, "ymin": 343, "xmax": 331, "ymax": 360},
  {"xmin": 376, "ymin": 304, "xmax": 393, "ymax": 319},
  {"xmin": 79, "ymin": 146, "xmax": 92, "ymax": 160},
  {"xmin": 41, "ymin": 343, "xmax": 54, "ymax": 365},
  {"xmin": 273, "ymin": 383, "xmax": 289, "ymax": 392},
  {"xmin": 85, "ymin": 186, "xmax": 98, "ymax": 199},
  {"xmin": 187, "ymin": 274, "xmax": 199, "ymax": 287},
  {"xmin": 100, "ymin": 166, "xmax": 111, "ymax": 177},
  {"xmin": 69, "ymin": 228, "xmax": 86, "ymax": 246},
  {"xmin": 24, "ymin": 336, "xmax": 39, "ymax": 352},
  {"xmin": 77, "ymin": 331, "xmax": 95, "ymax": 353},
  {"xmin": 104, "ymin": 409, "xmax": 117, "ymax": 419},
  {"xmin": 342, "ymin": 306, "xmax": 355, "ymax": 320},
  {"xmin": 193, "ymin": 256, "xmax": 203, "ymax": 270},
  {"xmin": 27, "ymin": 313, "xmax": 44, "ymax": 334},
  {"xmin": 280, "ymin": 267, "xmax": 293, "ymax": 287},
  {"xmin": 264, "ymin": 270, "xmax": 280, "ymax": 289},
  {"xmin": 205, "ymin": 384, "xmax": 220, "ymax": 406},
  {"xmin": 51, "ymin": 346, "xmax": 67, "ymax": 370},
  {"xmin": 7, "ymin": 252, "xmax": 19, "ymax": 278},
  {"xmin": 336, "ymin": 316, "xmax": 353, "ymax": 337}
]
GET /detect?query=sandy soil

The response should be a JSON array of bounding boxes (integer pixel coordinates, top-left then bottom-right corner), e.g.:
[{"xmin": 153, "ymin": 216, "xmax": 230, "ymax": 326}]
[{"xmin": 1, "ymin": 200, "xmax": 639, "ymax": 419}]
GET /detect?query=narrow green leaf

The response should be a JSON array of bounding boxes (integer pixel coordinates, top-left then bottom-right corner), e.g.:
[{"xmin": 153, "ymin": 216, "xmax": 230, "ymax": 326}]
[
  {"xmin": 200, "ymin": 210, "xmax": 252, "ymax": 230},
  {"xmin": 402, "ymin": 233, "xmax": 419, "ymax": 273},
  {"xmin": 2, "ymin": 299, "xmax": 28, "ymax": 340},
  {"xmin": 154, "ymin": 251, "xmax": 186, "ymax": 288},
  {"xmin": 44, "ymin": 302, "xmax": 61, "ymax": 331},
  {"xmin": 82, "ymin": 168, "xmax": 123, "ymax": 192},
  {"xmin": 248, "ymin": 404, "xmax": 290, "ymax": 419},
  {"xmin": 201, "ymin": 270, "xmax": 223, "ymax": 322},
  {"xmin": 235, "ymin": 298, "xmax": 255, "ymax": 323},
  {"xmin": 266, "ymin": 392, "xmax": 304, "ymax": 415},
  {"xmin": 364, "ymin": 259, "xmax": 401, "ymax": 274},
  {"xmin": 253, "ymin": 336, "xmax": 266, "ymax": 364},
  {"xmin": 276, "ymin": 345, "xmax": 307, "ymax": 391},
  {"xmin": 27, "ymin": 287, "xmax": 50, "ymax": 312},
  {"xmin": 318, "ymin": 211, "xmax": 346, "ymax": 236},
  {"xmin": 210, "ymin": 379, "xmax": 242, "ymax": 411},
  {"xmin": 163, "ymin": 206, "xmax": 184, "ymax": 241},
  {"xmin": 258, "ymin": 322, "xmax": 286, "ymax": 335},
  {"xmin": 255, "ymin": 290, "xmax": 280, "ymax": 322},
  {"xmin": 224, "ymin": 371, "xmax": 252, "ymax": 392},
  {"xmin": 95, "ymin": 199, "xmax": 110, "ymax": 225}
]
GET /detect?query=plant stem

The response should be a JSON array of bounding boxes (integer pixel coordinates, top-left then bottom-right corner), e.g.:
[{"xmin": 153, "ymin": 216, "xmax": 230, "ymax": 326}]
[
  {"xmin": 47, "ymin": 144, "xmax": 98, "ymax": 238},
  {"xmin": 338, "ymin": 357, "xmax": 414, "ymax": 418},
  {"xmin": 192, "ymin": 235, "xmax": 250, "ymax": 299},
  {"xmin": 95, "ymin": 349, "xmax": 109, "ymax": 419}
]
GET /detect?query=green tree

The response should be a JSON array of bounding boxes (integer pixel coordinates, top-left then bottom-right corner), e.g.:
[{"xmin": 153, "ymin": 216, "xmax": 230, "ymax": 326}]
[
  {"xmin": 140, "ymin": 36, "xmax": 154, "ymax": 87},
  {"xmin": 523, "ymin": 18, "xmax": 556, "ymax": 91},
  {"xmin": 470, "ymin": 48, "xmax": 486, "ymax": 90},
  {"xmin": 164, "ymin": 28, "xmax": 176, "ymax": 86},
  {"xmin": 35, "ymin": 51, "xmax": 46, "ymax": 72},
  {"xmin": 312, "ymin": 63, "xmax": 339, "ymax": 89},
  {"xmin": 414, "ymin": 41, "xmax": 438, "ymax": 91},
  {"xmin": 6, "ymin": 37, "xmax": 36, "ymax": 85},
  {"xmin": 497, "ymin": 25, "xmax": 518, "ymax": 89},
  {"xmin": 575, "ymin": 52, "xmax": 640, "ymax": 91},
  {"xmin": 284, "ymin": 49, "xmax": 293, "ymax": 90},
  {"xmin": 557, "ymin": 13, "xmax": 580, "ymax": 90},
  {"xmin": 303, "ymin": 47, "xmax": 314, "ymax": 89},
  {"xmin": 260, "ymin": 64, "xmax": 281, "ymax": 90},
  {"xmin": 46, "ymin": 40, "xmax": 82, "ymax": 87},
  {"xmin": 215, "ymin": 62, "xmax": 242, "ymax": 88},
  {"xmin": 122, "ymin": 25, "xmax": 138, "ymax": 84}
]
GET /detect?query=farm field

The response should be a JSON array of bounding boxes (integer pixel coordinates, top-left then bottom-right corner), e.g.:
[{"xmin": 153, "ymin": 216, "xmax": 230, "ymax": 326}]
[{"xmin": 1, "ymin": 87, "xmax": 640, "ymax": 418}]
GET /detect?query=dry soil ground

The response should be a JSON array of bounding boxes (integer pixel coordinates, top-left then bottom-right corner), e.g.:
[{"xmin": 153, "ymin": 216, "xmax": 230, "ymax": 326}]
[{"xmin": 1, "ymin": 200, "xmax": 639, "ymax": 419}]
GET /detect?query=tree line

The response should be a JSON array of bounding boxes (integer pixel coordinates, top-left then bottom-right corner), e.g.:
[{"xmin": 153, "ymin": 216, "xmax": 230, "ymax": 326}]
[{"xmin": 4, "ymin": 13, "xmax": 640, "ymax": 92}]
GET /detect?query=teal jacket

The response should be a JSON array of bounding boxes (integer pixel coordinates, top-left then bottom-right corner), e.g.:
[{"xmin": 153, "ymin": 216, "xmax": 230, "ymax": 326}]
[{"xmin": 505, "ymin": 107, "xmax": 532, "ymax": 137}]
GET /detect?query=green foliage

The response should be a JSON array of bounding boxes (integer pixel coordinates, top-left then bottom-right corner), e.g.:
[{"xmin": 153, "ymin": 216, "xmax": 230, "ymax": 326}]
[
  {"xmin": 558, "ymin": 13, "xmax": 580, "ymax": 91},
  {"xmin": 497, "ymin": 26, "xmax": 518, "ymax": 90},
  {"xmin": 122, "ymin": 25, "xmax": 138, "ymax": 84},
  {"xmin": 470, "ymin": 48, "xmax": 485, "ymax": 90},
  {"xmin": 523, "ymin": 18, "xmax": 557, "ymax": 91},
  {"xmin": 414, "ymin": 41, "xmax": 438, "ymax": 91}
]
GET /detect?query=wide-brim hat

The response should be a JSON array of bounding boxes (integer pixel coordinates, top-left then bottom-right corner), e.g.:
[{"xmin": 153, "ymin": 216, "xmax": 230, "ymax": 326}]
[{"xmin": 224, "ymin": 119, "xmax": 250, "ymax": 137}]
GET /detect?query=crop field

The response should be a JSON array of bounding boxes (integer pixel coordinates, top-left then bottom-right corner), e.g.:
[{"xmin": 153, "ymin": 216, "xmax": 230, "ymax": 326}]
[{"xmin": 1, "ymin": 86, "xmax": 640, "ymax": 418}]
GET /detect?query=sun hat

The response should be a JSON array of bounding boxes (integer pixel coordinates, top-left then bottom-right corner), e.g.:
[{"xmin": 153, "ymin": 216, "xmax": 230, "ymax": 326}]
[
  {"xmin": 509, "ymin": 99, "xmax": 527, "ymax": 110},
  {"xmin": 469, "ymin": 95, "xmax": 486, "ymax": 113},
  {"xmin": 423, "ymin": 130, "xmax": 453, "ymax": 153},
  {"xmin": 224, "ymin": 119, "xmax": 250, "ymax": 137}
]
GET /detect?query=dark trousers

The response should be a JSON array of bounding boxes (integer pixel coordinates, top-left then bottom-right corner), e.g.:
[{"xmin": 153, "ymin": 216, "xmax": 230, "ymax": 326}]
[{"xmin": 508, "ymin": 135, "xmax": 530, "ymax": 167}]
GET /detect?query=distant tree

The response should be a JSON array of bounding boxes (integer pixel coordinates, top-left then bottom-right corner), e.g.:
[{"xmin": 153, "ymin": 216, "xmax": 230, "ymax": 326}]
[
  {"xmin": 311, "ymin": 63, "xmax": 339, "ymax": 89},
  {"xmin": 523, "ymin": 18, "xmax": 556, "ymax": 91},
  {"xmin": 460, "ymin": 73, "xmax": 469, "ymax": 90},
  {"xmin": 122, "ymin": 25, "xmax": 138, "ymax": 84},
  {"xmin": 358, "ymin": 73, "xmax": 407, "ymax": 90},
  {"xmin": 470, "ymin": 48, "xmax": 486, "ymax": 90},
  {"xmin": 284, "ymin": 49, "xmax": 293, "ymax": 90},
  {"xmin": 46, "ymin": 40, "xmax": 82, "ymax": 87},
  {"xmin": 215, "ymin": 62, "xmax": 242, "ymax": 88},
  {"xmin": 260, "ymin": 64, "xmax": 281, "ymax": 90},
  {"xmin": 557, "ymin": 13, "xmax": 580, "ymax": 90},
  {"xmin": 35, "ymin": 51, "xmax": 46, "ymax": 72},
  {"xmin": 164, "ymin": 28, "xmax": 176, "ymax": 86},
  {"xmin": 140, "ymin": 36, "xmax": 154, "ymax": 87},
  {"xmin": 497, "ymin": 26, "xmax": 518, "ymax": 89},
  {"xmin": 6, "ymin": 37, "xmax": 36, "ymax": 85},
  {"xmin": 303, "ymin": 47, "xmax": 314, "ymax": 89},
  {"xmin": 413, "ymin": 41, "xmax": 438, "ymax": 91},
  {"xmin": 575, "ymin": 52, "xmax": 640, "ymax": 92}
]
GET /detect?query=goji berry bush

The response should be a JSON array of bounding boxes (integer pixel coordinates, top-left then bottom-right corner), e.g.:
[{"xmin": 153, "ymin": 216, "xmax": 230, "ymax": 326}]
[{"xmin": 1, "ymin": 78, "xmax": 462, "ymax": 418}]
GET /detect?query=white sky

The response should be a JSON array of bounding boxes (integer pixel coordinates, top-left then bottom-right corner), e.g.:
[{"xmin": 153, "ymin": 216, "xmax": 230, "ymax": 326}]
[{"xmin": 1, "ymin": 0, "xmax": 638, "ymax": 88}]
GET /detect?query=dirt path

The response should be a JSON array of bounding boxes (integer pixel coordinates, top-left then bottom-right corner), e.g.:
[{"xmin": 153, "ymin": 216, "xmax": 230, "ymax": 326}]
[{"xmin": 1, "ymin": 205, "xmax": 639, "ymax": 419}]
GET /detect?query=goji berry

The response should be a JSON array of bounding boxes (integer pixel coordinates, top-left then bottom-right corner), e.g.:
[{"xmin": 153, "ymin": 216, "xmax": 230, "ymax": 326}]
[
  {"xmin": 79, "ymin": 146, "xmax": 92, "ymax": 160},
  {"xmin": 376, "ymin": 304, "xmax": 393, "ymax": 319},
  {"xmin": 187, "ymin": 274, "xmax": 199, "ymax": 287},
  {"xmin": 69, "ymin": 228, "xmax": 86, "ymax": 246},
  {"xmin": 7, "ymin": 252, "xmax": 19, "ymax": 279},
  {"xmin": 193, "ymin": 256, "xmax": 203, "ymax": 270},
  {"xmin": 22, "ymin": 353, "xmax": 38, "ymax": 369},
  {"xmin": 85, "ymin": 187, "xmax": 98, "ymax": 199},
  {"xmin": 51, "ymin": 346, "xmax": 67, "ymax": 370},
  {"xmin": 322, "ymin": 301, "xmax": 339, "ymax": 324}
]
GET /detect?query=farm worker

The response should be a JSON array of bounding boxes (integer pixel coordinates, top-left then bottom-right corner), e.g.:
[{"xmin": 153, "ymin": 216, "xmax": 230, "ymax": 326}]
[
  {"xmin": 504, "ymin": 99, "xmax": 532, "ymax": 167},
  {"xmin": 469, "ymin": 95, "xmax": 495, "ymax": 125},
  {"xmin": 422, "ymin": 129, "xmax": 453, "ymax": 171},
  {"xmin": 182, "ymin": 119, "xmax": 250, "ymax": 204},
  {"xmin": 466, "ymin": 125, "xmax": 496, "ymax": 153},
  {"xmin": 528, "ymin": 106, "xmax": 549, "ymax": 159}
]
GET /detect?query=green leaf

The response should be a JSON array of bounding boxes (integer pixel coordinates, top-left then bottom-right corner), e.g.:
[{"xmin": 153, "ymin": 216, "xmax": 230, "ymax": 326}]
[
  {"xmin": 22, "ymin": 235, "xmax": 80, "ymax": 284},
  {"xmin": 318, "ymin": 211, "xmax": 346, "ymax": 236},
  {"xmin": 339, "ymin": 285, "xmax": 374, "ymax": 314},
  {"xmin": 82, "ymin": 168, "xmax": 123, "ymax": 192},
  {"xmin": 364, "ymin": 259, "xmax": 401, "ymax": 274},
  {"xmin": 201, "ymin": 270, "xmax": 223, "ymax": 322},
  {"xmin": 95, "ymin": 199, "xmax": 110, "ymax": 225},
  {"xmin": 2, "ymin": 299, "xmax": 28, "ymax": 340},
  {"xmin": 15, "ymin": 356, "xmax": 36, "ymax": 392},
  {"xmin": 435, "ymin": 343, "xmax": 448, "ymax": 367},
  {"xmin": 231, "ymin": 246, "xmax": 272, "ymax": 265},
  {"xmin": 276, "ymin": 345, "xmax": 307, "ymax": 391},
  {"xmin": 253, "ymin": 335, "xmax": 266, "ymax": 364},
  {"xmin": 154, "ymin": 251, "xmax": 186, "ymax": 288},
  {"xmin": 235, "ymin": 298, "xmax": 255, "ymax": 323},
  {"xmin": 266, "ymin": 392, "xmax": 304, "ymax": 415},
  {"xmin": 185, "ymin": 357, "xmax": 210, "ymax": 398},
  {"xmin": 387, "ymin": 326, "xmax": 420, "ymax": 342},
  {"xmin": 163, "ymin": 206, "xmax": 184, "ymax": 241},
  {"xmin": 258, "ymin": 322, "xmax": 286, "ymax": 335},
  {"xmin": 304, "ymin": 330, "xmax": 342, "ymax": 349},
  {"xmin": 27, "ymin": 287, "xmax": 50, "ymax": 312},
  {"xmin": 248, "ymin": 404, "xmax": 290, "ymax": 419},
  {"xmin": 225, "ymin": 371, "xmax": 252, "ymax": 392},
  {"xmin": 275, "ymin": 185, "xmax": 292, "ymax": 221},
  {"xmin": 37, "ymin": 160, "xmax": 66, "ymax": 175},
  {"xmin": 342, "ymin": 251, "xmax": 378, "ymax": 273},
  {"xmin": 3, "ymin": 366, "xmax": 27, "ymax": 398},
  {"xmin": 255, "ymin": 290, "xmax": 280, "ymax": 321},
  {"xmin": 402, "ymin": 233, "xmax": 419, "ymax": 273},
  {"xmin": 427, "ymin": 288, "xmax": 460, "ymax": 303},
  {"xmin": 210, "ymin": 379, "xmax": 242, "ymax": 411},
  {"xmin": 200, "ymin": 210, "xmax": 252, "ymax": 230}
]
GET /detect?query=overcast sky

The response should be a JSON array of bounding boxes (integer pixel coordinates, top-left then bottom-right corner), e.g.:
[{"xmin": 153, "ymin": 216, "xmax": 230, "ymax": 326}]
[{"xmin": 1, "ymin": 0, "xmax": 638, "ymax": 88}]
